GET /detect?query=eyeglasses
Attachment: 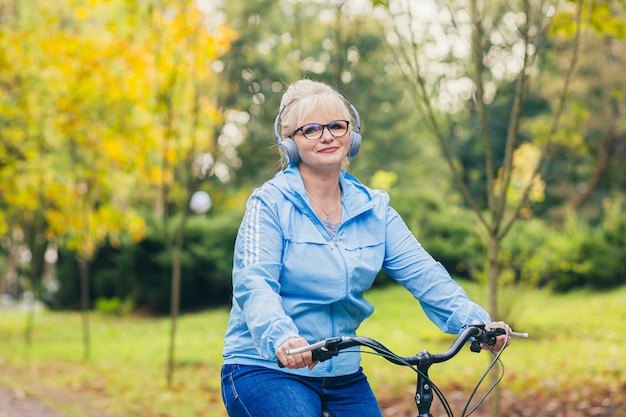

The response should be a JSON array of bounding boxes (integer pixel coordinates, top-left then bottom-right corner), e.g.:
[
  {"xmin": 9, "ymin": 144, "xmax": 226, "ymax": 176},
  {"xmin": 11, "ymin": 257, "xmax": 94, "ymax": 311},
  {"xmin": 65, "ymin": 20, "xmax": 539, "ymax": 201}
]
[{"xmin": 291, "ymin": 120, "xmax": 350, "ymax": 140}]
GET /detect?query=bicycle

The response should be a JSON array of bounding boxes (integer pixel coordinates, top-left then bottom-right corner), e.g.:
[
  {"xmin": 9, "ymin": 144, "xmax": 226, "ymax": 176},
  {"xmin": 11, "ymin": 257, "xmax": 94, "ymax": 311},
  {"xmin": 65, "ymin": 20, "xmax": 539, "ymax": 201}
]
[{"xmin": 282, "ymin": 321, "xmax": 528, "ymax": 417}]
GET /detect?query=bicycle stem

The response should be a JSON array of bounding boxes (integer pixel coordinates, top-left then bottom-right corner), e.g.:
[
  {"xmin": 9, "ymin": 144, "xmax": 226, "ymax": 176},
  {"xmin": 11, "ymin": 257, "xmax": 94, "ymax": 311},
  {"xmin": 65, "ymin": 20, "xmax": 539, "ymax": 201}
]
[{"xmin": 415, "ymin": 350, "xmax": 436, "ymax": 417}]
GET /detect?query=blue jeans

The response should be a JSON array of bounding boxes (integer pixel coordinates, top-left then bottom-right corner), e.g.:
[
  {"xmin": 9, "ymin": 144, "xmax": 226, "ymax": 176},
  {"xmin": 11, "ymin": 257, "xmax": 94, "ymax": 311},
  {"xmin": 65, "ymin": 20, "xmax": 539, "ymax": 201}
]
[{"xmin": 221, "ymin": 364, "xmax": 383, "ymax": 417}]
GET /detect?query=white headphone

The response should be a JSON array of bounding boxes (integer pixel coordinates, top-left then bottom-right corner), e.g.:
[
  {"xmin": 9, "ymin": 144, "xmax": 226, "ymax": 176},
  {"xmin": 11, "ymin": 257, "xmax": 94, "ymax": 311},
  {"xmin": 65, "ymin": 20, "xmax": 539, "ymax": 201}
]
[{"xmin": 273, "ymin": 100, "xmax": 362, "ymax": 165}]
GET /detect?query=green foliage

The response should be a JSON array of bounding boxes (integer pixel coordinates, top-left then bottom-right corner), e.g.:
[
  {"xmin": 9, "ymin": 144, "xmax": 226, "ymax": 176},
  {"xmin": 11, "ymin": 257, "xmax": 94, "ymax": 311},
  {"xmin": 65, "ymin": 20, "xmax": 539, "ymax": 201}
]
[
  {"xmin": 422, "ymin": 208, "xmax": 483, "ymax": 279},
  {"xmin": 386, "ymin": 185, "xmax": 626, "ymax": 293},
  {"xmin": 52, "ymin": 210, "xmax": 242, "ymax": 314},
  {"xmin": 389, "ymin": 184, "xmax": 483, "ymax": 279},
  {"xmin": 94, "ymin": 297, "xmax": 134, "ymax": 316},
  {"xmin": 500, "ymin": 193, "xmax": 626, "ymax": 291}
]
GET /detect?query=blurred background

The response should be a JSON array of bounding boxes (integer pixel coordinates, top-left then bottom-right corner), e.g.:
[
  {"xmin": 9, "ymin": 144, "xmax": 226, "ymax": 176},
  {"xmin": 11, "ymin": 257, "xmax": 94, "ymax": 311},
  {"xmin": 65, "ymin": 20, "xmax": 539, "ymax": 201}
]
[
  {"xmin": 1, "ymin": 0, "xmax": 624, "ymax": 319},
  {"xmin": 2, "ymin": 1, "xmax": 626, "ymax": 416}
]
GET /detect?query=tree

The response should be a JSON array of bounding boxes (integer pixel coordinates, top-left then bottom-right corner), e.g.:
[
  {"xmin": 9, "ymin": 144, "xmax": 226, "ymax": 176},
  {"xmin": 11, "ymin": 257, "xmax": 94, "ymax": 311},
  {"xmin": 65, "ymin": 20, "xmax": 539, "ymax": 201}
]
[
  {"xmin": 130, "ymin": 0, "xmax": 236, "ymax": 387},
  {"xmin": 557, "ymin": 2, "xmax": 626, "ymax": 214},
  {"xmin": 1, "ymin": 0, "xmax": 237, "ymax": 368},
  {"xmin": 380, "ymin": 0, "xmax": 586, "ymax": 414},
  {"xmin": 0, "ymin": 0, "xmax": 166, "ymax": 357},
  {"xmin": 382, "ymin": 0, "xmax": 583, "ymax": 320}
]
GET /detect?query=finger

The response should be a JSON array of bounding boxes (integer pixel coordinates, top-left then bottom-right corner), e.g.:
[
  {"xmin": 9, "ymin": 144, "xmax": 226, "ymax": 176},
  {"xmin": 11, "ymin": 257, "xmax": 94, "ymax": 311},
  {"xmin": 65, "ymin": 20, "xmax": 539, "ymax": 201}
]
[
  {"xmin": 294, "ymin": 353, "xmax": 307, "ymax": 368},
  {"xmin": 288, "ymin": 354, "xmax": 299, "ymax": 368},
  {"xmin": 276, "ymin": 351, "xmax": 287, "ymax": 367}
]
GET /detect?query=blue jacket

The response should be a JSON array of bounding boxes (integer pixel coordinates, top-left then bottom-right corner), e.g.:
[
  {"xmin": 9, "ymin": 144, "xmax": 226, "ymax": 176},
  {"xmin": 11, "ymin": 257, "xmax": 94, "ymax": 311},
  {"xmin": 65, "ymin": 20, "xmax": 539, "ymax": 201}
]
[{"xmin": 222, "ymin": 165, "xmax": 491, "ymax": 377}]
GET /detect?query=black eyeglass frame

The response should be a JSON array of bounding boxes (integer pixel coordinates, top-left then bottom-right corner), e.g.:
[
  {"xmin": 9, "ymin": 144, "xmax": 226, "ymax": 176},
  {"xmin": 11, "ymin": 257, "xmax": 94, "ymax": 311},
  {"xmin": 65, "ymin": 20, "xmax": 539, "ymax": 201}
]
[{"xmin": 290, "ymin": 120, "xmax": 351, "ymax": 141}]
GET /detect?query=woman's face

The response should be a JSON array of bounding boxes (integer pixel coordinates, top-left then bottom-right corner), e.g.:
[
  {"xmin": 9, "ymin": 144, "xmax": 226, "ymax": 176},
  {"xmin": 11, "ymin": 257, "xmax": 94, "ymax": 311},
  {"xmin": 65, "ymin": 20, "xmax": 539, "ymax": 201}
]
[{"xmin": 291, "ymin": 106, "xmax": 351, "ymax": 171}]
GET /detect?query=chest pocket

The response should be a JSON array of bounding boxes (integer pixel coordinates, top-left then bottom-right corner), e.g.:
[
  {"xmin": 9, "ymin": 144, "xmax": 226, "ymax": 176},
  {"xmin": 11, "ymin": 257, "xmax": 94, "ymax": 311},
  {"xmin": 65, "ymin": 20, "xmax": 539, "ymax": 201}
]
[
  {"xmin": 339, "ymin": 216, "xmax": 386, "ymax": 291},
  {"xmin": 278, "ymin": 210, "xmax": 344, "ymax": 298}
]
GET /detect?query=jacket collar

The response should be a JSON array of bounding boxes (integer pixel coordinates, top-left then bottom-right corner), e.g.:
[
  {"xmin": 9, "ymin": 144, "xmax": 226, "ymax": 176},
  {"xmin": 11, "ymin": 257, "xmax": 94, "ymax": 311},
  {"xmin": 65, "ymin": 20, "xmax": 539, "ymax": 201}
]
[{"xmin": 270, "ymin": 165, "xmax": 374, "ymax": 220}]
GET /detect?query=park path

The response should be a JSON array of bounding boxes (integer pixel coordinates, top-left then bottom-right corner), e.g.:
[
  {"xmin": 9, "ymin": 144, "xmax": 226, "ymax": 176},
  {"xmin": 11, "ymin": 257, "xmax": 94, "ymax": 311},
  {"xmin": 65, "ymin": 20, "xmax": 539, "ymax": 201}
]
[{"xmin": 0, "ymin": 385, "xmax": 70, "ymax": 417}]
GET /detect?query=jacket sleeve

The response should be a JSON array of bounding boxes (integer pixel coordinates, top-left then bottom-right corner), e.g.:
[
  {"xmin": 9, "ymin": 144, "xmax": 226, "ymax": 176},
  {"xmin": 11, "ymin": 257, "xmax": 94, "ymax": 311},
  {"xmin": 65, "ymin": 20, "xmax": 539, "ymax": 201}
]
[
  {"xmin": 232, "ymin": 191, "xmax": 300, "ymax": 359},
  {"xmin": 382, "ymin": 206, "xmax": 491, "ymax": 333}
]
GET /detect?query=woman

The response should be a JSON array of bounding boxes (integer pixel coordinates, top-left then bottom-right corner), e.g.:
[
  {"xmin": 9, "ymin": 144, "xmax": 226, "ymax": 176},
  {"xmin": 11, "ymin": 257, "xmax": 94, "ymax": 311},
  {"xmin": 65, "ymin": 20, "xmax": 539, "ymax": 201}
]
[{"xmin": 221, "ymin": 79, "xmax": 511, "ymax": 417}]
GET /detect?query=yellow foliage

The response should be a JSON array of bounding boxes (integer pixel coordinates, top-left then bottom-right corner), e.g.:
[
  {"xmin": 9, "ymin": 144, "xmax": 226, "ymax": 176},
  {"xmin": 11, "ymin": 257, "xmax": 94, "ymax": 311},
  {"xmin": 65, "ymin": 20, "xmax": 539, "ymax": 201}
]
[
  {"xmin": 103, "ymin": 139, "xmax": 129, "ymax": 168},
  {"xmin": 128, "ymin": 216, "xmax": 147, "ymax": 243},
  {"xmin": 0, "ymin": 0, "xmax": 236, "ymax": 258},
  {"xmin": 511, "ymin": 143, "xmax": 545, "ymax": 204},
  {"xmin": 45, "ymin": 212, "xmax": 67, "ymax": 240},
  {"xmin": 76, "ymin": 7, "xmax": 89, "ymax": 20},
  {"xmin": 370, "ymin": 170, "xmax": 398, "ymax": 192},
  {"xmin": 149, "ymin": 166, "xmax": 163, "ymax": 183},
  {"xmin": 551, "ymin": 2, "xmax": 626, "ymax": 39},
  {"xmin": 215, "ymin": 23, "xmax": 239, "ymax": 53},
  {"xmin": 493, "ymin": 143, "xmax": 545, "ymax": 217},
  {"xmin": 165, "ymin": 148, "xmax": 178, "ymax": 164},
  {"xmin": 0, "ymin": 212, "xmax": 6, "ymax": 236}
]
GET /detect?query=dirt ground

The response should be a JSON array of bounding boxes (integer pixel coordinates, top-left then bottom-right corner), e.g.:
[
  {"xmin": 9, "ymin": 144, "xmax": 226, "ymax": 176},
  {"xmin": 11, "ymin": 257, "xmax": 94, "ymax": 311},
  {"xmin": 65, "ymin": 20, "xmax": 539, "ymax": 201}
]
[
  {"xmin": 0, "ymin": 383, "xmax": 121, "ymax": 417},
  {"xmin": 0, "ymin": 385, "xmax": 70, "ymax": 417},
  {"xmin": 0, "ymin": 365, "xmax": 120, "ymax": 417},
  {"xmin": 1, "ymin": 378, "xmax": 625, "ymax": 417},
  {"xmin": 0, "ymin": 382, "xmax": 122, "ymax": 417},
  {"xmin": 376, "ymin": 383, "xmax": 626, "ymax": 417}
]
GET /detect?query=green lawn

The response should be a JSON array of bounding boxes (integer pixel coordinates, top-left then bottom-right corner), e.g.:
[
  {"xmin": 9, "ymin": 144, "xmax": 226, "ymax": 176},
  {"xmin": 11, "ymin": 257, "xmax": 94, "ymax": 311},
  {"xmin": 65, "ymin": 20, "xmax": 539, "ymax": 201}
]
[{"xmin": 1, "ymin": 282, "xmax": 625, "ymax": 417}]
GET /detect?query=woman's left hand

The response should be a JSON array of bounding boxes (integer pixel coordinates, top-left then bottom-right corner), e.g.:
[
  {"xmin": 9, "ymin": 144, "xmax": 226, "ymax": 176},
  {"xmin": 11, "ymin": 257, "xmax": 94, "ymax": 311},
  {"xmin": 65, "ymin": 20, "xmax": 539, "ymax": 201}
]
[{"xmin": 484, "ymin": 321, "xmax": 512, "ymax": 351}]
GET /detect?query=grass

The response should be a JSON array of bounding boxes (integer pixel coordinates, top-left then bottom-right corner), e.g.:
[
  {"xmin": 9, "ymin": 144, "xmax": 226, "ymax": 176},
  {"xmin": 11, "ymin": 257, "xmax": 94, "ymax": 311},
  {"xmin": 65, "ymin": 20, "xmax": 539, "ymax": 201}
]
[{"xmin": 1, "ymin": 282, "xmax": 625, "ymax": 417}]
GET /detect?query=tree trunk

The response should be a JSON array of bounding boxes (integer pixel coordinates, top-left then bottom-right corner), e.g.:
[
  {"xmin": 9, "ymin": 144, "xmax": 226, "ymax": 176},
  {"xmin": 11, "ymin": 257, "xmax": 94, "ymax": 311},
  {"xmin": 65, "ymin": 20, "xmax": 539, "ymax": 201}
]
[
  {"xmin": 166, "ymin": 244, "xmax": 182, "ymax": 388},
  {"xmin": 166, "ymin": 212, "xmax": 189, "ymax": 388},
  {"xmin": 487, "ymin": 233, "xmax": 500, "ymax": 320},
  {"xmin": 24, "ymin": 299, "xmax": 35, "ymax": 345},
  {"xmin": 0, "ymin": 236, "xmax": 19, "ymax": 300},
  {"xmin": 78, "ymin": 256, "xmax": 91, "ymax": 360},
  {"xmin": 25, "ymin": 222, "xmax": 48, "ymax": 345},
  {"xmin": 487, "ymin": 232, "xmax": 501, "ymax": 417}
]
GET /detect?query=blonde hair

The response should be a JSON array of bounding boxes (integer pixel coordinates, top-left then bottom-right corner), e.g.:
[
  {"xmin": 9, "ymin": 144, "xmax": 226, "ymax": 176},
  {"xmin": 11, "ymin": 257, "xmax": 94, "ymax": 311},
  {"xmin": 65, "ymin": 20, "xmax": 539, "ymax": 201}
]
[{"xmin": 278, "ymin": 79, "xmax": 352, "ymax": 140}]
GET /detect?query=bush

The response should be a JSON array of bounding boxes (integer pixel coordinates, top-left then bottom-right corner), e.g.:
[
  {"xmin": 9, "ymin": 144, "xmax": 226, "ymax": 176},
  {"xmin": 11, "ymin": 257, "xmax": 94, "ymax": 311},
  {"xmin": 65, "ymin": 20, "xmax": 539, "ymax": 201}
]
[
  {"xmin": 52, "ymin": 210, "xmax": 243, "ymax": 314},
  {"xmin": 390, "ymin": 187, "xmax": 483, "ymax": 280},
  {"xmin": 552, "ymin": 195, "xmax": 626, "ymax": 291},
  {"xmin": 500, "ymin": 194, "xmax": 626, "ymax": 292},
  {"xmin": 94, "ymin": 296, "xmax": 133, "ymax": 315}
]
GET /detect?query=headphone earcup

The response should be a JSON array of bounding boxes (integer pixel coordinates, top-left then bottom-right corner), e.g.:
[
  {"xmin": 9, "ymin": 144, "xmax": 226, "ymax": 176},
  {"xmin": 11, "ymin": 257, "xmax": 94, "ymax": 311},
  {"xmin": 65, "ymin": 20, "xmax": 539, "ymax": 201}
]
[
  {"xmin": 348, "ymin": 131, "xmax": 361, "ymax": 158},
  {"xmin": 278, "ymin": 137, "xmax": 300, "ymax": 165}
]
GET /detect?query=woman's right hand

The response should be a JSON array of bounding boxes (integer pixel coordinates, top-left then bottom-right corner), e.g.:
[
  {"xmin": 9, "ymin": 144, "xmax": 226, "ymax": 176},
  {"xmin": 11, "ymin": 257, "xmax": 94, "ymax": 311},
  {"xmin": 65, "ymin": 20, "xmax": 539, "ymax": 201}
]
[{"xmin": 276, "ymin": 337, "xmax": 318, "ymax": 370}]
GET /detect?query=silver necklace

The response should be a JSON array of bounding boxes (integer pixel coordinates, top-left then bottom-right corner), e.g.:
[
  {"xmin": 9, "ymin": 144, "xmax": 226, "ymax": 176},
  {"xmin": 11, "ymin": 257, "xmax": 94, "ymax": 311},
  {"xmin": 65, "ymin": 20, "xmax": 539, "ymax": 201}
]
[{"xmin": 306, "ymin": 189, "xmax": 340, "ymax": 222}]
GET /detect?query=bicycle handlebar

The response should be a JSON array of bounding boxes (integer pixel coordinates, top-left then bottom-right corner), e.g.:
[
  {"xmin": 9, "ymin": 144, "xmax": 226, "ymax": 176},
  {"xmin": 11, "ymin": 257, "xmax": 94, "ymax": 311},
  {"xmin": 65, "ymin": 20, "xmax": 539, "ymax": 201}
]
[
  {"xmin": 278, "ymin": 321, "xmax": 528, "ymax": 368},
  {"xmin": 277, "ymin": 321, "xmax": 528, "ymax": 417}
]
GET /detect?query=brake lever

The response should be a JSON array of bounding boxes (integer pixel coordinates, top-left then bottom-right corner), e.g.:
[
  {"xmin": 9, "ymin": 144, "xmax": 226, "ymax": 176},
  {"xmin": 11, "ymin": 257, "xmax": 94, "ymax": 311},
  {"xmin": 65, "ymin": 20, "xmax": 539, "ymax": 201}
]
[
  {"xmin": 470, "ymin": 327, "xmax": 529, "ymax": 353},
  {"xmin": 309, "ymin": 337, "xmax": 347, "ymax": 362},
  {"xmin": 470, "ymin": 328, "xmax": 502, "ymax": 352}
]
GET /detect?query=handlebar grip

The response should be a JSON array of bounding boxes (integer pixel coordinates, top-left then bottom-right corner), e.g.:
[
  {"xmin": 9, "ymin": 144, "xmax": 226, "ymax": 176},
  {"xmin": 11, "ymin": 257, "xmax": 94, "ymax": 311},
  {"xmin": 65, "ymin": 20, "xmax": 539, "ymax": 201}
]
[{"xmin": 276, "ymin": 345, "xmax": 337, "ymax": 368}]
